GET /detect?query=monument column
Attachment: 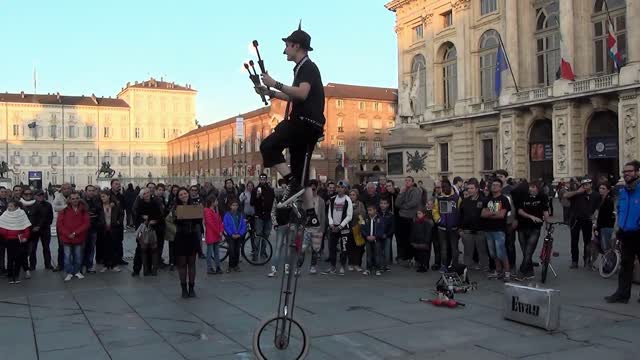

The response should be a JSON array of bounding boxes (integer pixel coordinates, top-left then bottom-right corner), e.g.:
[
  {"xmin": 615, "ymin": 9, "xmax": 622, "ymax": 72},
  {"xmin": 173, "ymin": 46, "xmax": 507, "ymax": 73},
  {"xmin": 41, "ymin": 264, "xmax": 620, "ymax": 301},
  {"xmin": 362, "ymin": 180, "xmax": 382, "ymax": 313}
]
[{"xmin": 619, "ymin": 90, "xmax": 640, "ymax": 168}]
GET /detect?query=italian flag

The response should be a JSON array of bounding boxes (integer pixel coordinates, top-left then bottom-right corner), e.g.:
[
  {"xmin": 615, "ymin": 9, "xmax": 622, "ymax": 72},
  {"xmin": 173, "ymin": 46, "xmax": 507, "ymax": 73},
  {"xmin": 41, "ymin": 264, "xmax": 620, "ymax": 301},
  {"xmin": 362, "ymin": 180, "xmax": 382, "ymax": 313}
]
[
  {"xmin": 607, "ymin": 20, "xmax": 623, "ymax": 70},
  {"xmin": 559, "ymin": 32, "xmax": 575, "ymax": 81}
]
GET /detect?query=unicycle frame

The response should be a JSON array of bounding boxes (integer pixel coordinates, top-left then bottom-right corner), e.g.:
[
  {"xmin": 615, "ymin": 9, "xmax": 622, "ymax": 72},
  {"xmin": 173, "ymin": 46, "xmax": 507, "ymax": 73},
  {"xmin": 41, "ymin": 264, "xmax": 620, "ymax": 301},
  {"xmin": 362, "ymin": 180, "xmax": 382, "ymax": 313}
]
[{"xmin": 253, "ymin": 140, "xmax": 316, "ymax": 360}]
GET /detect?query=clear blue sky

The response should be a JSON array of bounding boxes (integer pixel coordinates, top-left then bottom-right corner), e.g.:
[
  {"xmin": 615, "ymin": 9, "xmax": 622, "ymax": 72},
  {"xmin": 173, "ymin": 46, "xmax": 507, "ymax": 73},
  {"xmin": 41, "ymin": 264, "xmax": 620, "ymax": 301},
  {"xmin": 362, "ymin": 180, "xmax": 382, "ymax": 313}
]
[{"xmin": 0, "ymin": 0, "xmax": 397, "ymax": 125}]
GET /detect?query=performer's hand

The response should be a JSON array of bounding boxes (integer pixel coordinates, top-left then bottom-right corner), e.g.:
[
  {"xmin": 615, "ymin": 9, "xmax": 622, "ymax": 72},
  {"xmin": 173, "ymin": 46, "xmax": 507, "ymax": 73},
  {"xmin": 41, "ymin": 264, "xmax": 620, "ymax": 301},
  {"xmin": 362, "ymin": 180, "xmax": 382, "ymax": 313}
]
[
  {"xmin": 254, "ymin": 86, "xmax": 270, "ymax": 96},
  {"xmin": 261, "ymin": 73, "xmax": 276, "ymax": 87}
]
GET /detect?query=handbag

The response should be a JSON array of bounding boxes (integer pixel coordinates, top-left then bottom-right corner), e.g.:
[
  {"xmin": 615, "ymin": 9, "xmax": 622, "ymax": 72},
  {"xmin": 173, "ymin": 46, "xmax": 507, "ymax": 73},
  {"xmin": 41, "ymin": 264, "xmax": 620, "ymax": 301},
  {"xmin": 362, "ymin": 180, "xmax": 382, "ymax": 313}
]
[
  {"xmin": 352, "ymin": 223, "xmax": 365, "ymax": 246},
  {"xmin": 164, "ymin": 213, "xmax": 177, "ymax": 242},
  {"xmin": 136, "ymin": 224, "xmax": 158, "ymax": 249}
]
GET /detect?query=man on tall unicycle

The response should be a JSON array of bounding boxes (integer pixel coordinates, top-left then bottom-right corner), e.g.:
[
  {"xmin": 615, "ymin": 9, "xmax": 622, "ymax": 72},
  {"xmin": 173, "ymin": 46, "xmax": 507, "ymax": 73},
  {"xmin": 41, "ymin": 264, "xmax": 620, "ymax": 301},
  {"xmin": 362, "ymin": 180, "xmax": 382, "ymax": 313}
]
[{"xmin": 254, "ymin": 23, "xmax": 325, "ymax": 228}]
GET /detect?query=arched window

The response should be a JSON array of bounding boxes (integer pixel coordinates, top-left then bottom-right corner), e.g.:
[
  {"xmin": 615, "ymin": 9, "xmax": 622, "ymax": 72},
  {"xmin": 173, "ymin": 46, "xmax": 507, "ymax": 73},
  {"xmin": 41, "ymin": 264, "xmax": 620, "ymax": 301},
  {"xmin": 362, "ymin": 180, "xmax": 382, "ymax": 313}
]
[
  {"xmin": 442, "ymin": 43, "xmax": 457, "ymax": 108},
  {"xmin": 593, "ymin": 0, "xmax": 626, "ymax": 74},
  {"xmin": 479, "ymin": 30, "xmax": 500, "ymax": 101},
  {"xmin": 410, "ymin": 54, "xmax": 427, "ymax": 115},
  {"xmin": 535, "ymin": 1, "xmax": 560, "ymax": 86}
]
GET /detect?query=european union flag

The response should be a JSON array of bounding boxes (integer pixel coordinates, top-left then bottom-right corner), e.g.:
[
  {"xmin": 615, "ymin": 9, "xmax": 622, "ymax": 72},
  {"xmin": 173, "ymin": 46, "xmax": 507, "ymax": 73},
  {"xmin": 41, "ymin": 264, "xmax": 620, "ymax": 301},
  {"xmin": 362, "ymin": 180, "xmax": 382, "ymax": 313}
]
[{"xmin": 495, "ymin": 44, "xmax": 509, "ymax": 97}]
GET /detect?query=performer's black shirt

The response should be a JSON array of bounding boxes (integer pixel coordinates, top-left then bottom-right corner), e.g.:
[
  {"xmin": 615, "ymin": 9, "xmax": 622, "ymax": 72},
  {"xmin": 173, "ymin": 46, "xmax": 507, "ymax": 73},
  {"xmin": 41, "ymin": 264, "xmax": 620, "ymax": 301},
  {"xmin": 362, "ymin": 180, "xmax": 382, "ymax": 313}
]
[{"xmin": 291, "ymin": 57, "xmax": 325, "ymax": 126}]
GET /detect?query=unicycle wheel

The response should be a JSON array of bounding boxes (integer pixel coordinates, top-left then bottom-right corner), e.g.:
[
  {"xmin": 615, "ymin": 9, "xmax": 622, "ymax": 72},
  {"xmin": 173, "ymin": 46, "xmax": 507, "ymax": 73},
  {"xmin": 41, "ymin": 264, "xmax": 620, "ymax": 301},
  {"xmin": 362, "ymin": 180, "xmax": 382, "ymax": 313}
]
[{"xmin": 253, "ymin": 315, "xmax": 310, "ymax": 360}]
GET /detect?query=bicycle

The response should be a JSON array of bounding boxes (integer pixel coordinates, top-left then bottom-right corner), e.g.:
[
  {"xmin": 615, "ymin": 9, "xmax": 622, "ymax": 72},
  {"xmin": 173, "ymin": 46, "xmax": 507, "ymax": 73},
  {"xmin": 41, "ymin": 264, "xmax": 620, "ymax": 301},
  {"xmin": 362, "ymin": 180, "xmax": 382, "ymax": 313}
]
[
  {"xmin": 599, "ymin": 236, "xmax": 621, "ymax": 278},
  {"xmin": 539, "ymin": 222, "xmax": 564, "ymax": 284},
  {"xmin": 213, "ymin": 217, "xmax": 273, "ymax": 266},
  {"xmin": 252, "ymin": 142, "xmax": 314, "ymax": 360}
]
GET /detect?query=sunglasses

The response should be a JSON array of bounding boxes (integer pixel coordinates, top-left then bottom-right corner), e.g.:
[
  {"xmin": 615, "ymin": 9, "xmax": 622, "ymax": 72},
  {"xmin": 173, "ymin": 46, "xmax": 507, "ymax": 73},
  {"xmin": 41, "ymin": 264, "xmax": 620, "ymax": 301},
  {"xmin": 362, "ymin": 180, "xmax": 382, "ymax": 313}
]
[{"xmin": 24, "ymin": 193, "xmax": 32, "ymax": 196}]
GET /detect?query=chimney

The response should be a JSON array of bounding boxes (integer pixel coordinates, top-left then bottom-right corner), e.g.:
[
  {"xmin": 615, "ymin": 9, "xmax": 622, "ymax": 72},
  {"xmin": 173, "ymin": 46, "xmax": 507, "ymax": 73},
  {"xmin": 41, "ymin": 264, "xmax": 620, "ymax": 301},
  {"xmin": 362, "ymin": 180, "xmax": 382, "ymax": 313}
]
[
  {"xmin": 134, "ymin": 81, "xmax": 138, "ymax": 85},
  {"xmin": 20, "ymin": 91, "xmax": 24, "ymax": 99},
  {"xmin": 126, "ymin": 81, "xmax": 130, "ymax": 87}
]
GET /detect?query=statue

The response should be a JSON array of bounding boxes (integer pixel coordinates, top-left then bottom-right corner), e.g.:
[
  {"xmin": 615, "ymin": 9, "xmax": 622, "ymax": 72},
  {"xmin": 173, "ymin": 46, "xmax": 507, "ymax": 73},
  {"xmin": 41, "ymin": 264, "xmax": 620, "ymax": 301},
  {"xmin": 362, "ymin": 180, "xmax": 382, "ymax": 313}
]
[
  {"xmin": 0, "ymin": 161, "xmax": 12, "ymax": 179},
  {"xmin": 624, "ymin": 107, "xmax": 637, "ymax": 161},
  {"xmin": 96, "ymin": 161, "xmax": 116, "ymax": 178},
  {"xmin": 398, "ymin": 80, "xmax": 413, "ymax": 119},
  {"xmin": 410, "ymin": 75, "xmax": 420, "ymax": 115},
  {"xmin": 502, "ymin": 123, "xmax": 513, "ymax": 172}
]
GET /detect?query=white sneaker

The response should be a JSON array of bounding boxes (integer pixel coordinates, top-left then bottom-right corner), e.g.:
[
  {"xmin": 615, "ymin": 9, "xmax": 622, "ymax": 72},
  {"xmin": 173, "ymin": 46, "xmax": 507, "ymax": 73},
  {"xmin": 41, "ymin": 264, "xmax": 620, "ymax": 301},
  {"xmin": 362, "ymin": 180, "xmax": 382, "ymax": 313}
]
[
  {"xmin": 64, "ymin": 274, "xmax": 73, "ymax": 282},
  {"xmin": 355, "ymin": 266, "xmax": 363, "ymax": 272},
  {"xmin": 25, "ymin": 270, "xmax": 31, "ymax": 279},
  {"xmin": 75, "ymin": 273, "xmax": 85, "ymax": 279},
  {"xmin": 309, "ymin": 266, "xmax": 317, "ymax": 274},
  {"xmin": 284, "ymin": 264, "xmax": 290, "ymax": 275},
  {"xmin": 347, "ymin": 265, "xmax": 355, "ymax": 271},
  {"xmin": 362, "ymin": 270, "xmax": 370, "ymax": 276},
  {"xmin": 111, "ymin": 266, "xmax": 121, "ymax": 273},
  {"xmin": 339, "ymin": 267, "xmax": 345, "ymax": 276},
  {"xmin": 100, "ymin": 267, "xmax": 109, "ymax": 273},
  {"xmin": 87, "ymin": 267, "xmax": 96, "ymax": 274},
  {"xmin": 268, "ymin": 266, "xmax": 277, "ymax": 278},
  {"xmin": 375, "ymin": 270, "xmax": 382, "ymax": 276}
]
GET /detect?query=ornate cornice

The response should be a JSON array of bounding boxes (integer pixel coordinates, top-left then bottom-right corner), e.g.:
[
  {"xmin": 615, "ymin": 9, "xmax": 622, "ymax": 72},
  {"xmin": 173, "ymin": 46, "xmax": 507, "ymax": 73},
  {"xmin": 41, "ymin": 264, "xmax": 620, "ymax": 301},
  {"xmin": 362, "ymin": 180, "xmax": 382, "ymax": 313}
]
[
  {"xmin": 424, "ymin": 13, "xmax": 433, "ymax": 25},
  {"xmin": 385, "ymin": 0, "xmax": 416, "ymax": 12},
  {"xmin": 451, "ymin": 0, "xmax": 471, "ymax": 11}
]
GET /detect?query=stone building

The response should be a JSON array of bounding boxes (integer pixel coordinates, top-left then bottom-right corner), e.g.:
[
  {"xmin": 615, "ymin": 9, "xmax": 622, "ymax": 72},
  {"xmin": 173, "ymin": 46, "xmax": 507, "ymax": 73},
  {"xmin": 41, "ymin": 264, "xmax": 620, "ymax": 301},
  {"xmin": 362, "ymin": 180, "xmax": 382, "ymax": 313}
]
[
  {"xmin": 384, "ymin": 0, "xmax": 640, "ymax": 184},
  {"xmin": 0, "ymin": 78, "xmax": 196, "ymax": 188}
]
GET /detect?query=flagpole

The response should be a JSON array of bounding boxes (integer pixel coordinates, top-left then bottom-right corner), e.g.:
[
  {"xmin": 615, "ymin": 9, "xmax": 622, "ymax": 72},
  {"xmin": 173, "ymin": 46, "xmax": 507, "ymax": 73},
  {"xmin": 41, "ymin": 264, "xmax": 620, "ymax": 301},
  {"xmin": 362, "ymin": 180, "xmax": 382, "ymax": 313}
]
[
  {"xmin": 497, "ymin": 33, "xmax": 519, "ymax": 93},
  {"xmin": 603, "ymin": 0, "xmax": 614, "ymax": 26}
]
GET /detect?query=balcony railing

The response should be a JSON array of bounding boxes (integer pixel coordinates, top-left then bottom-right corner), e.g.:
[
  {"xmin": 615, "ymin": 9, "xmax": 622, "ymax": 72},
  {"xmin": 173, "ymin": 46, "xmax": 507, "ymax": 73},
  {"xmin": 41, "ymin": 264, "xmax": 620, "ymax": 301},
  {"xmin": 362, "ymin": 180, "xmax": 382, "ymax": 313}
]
[
  {"xmin": 572, "ymin": 73, "xmax": 617, "ymax": 93},
  {"xmin": 514, "ymin": 86, "xmax": 552, "ymax": 103}
]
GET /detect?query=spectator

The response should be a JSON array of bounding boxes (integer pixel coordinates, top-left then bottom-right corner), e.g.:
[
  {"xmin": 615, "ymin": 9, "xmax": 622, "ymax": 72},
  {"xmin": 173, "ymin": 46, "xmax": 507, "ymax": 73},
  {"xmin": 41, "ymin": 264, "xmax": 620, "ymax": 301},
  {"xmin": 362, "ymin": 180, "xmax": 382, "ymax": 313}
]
[
  {"xmin": 301, "ymin": 180, "xmax": 326, "ymax": 275},
  {"xmin": 396, "ymin": 176, "xmax": 422, "ymax": 265},
  {"xmin": 360, "ymin": 182, "xmax": 380, "ymax": 209},
  {"xmin": 606, "ymin": 160, "xmax": 640, "ymax": 304},
  {"xmin": 252, "ymin": 173, "xmax": 275, "ymax": 259},
  {"xmin": 564, "ymin": 178, "xmax": 600, "ymax": 268},
  {"xmin": 482, "ymin": 178, "xmax": 512, "ymax": 281},
  {"xmin": 361, "ymin": 204, "xmax": 384, "ymax": 276},
  {"xmin": 174, "ymin": 188, "xmax": 201, "ymax": 298},
  {"xmin": 0, "ymin": 200, "xmax": 31, "ymax": 284},
  {"xmin": 52, "ymin": 183, "xmax": 72, "ymax": 272},
  {"xmin": 378, "ymin": 197, "xmax": 394, "ymax": 272},
  {"xmin": 515, "ymin": 181, "xmax": 549, "ymax": 280},
  {"xmin": 98, "ymin": 190, "xmax": 121, "ymax": 273},
  {"xmin": 83, "ymin": 185, "xmax": 100, "ymax": 273},
  {"xmin": 29, "ymin": 190, "xmax": 54, "ymax": 270},
  {"xmin": 57, "ymin": 192, "xmax": 90, "ymax": 282},
  {"xmin": 124, "ymin": 183, "xmax": 137, "ymax": 229},
  {"xmin": 410, "ymin": 207, "xmax": 433, "ymax": 273},
  {"xmin": 432, "ymin": 179, "xmax": 462, "ymax": 272},
  {"xmin": 459, "ymin": 179, "xmax": 489, "ymax": 271},
  {"xmin": 223, "ymin": 198, "xmax": 246, "ymax": 273},
  {"xmin": 218, "ymin": 179, "xmax": 237, "ymax": 218},
  {"xmin": 109, "ymin": 179, "xmax": 127, "ymax": 266},
  {"xmin": 204, "ymin": 196, "xmax": 224, "ymax": 274},
  {"xmin": 324, "ymin": 181, "xmax": 353, "ymax": 275},
  {"xmin": 133, "ymin": 188, "xmax": 163, "ymax": 276},
  {"xmin": 594, "ymin": 183, "xmax": 615, "ymax": 253},
  {"xmin": 19, "ymin": 189, "xmax": 36, "ymax": 277}
]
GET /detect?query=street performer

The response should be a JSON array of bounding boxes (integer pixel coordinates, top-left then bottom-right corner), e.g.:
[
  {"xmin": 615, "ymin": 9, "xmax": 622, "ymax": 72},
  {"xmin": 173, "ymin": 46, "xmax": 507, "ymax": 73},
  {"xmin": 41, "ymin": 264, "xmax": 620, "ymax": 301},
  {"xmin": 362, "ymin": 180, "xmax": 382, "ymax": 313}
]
[{"xmin": 254, "ymin": 24, "xmax": 325, "ymax": 227}]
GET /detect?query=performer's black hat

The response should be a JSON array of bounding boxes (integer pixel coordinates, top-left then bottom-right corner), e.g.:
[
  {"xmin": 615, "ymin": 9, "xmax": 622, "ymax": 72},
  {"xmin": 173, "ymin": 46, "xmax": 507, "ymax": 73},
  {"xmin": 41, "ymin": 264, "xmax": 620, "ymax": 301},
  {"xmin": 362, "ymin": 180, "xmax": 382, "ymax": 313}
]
[{"xmin": 282, "ymin": 20, "xmax": 313, "ymax": 51}]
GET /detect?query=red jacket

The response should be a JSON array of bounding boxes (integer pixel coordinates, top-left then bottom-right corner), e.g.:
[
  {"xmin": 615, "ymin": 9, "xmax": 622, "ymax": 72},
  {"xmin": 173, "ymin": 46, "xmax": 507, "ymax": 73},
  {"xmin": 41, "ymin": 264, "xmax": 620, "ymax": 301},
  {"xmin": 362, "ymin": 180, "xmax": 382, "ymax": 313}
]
[
  {"xmin": 204, "ymin": 207, "xmax": 223, "ymax": 244},
  {"xmin": 0, "ymin": 227, "xmax": 30, "ymax": 242},
  {"xmin": 57, "ymin": 203, "xmax": 90, "ymax": 245}
]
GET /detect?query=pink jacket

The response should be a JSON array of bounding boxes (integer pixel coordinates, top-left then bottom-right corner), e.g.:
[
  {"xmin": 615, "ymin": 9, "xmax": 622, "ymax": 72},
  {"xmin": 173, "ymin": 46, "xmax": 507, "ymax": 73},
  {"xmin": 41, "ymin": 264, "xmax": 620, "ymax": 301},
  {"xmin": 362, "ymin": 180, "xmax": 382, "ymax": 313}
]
[{"xmin": 204, "ymin": 207, "xmax": 223, "ymax": 244}]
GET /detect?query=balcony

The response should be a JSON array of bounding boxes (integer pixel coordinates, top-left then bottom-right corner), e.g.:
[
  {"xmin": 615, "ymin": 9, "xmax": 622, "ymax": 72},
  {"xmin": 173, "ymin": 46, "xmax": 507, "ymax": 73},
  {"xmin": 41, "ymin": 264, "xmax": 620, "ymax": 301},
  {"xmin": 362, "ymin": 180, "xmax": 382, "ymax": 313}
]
[
  {"xmin": 469, "ymin": 100, "xmax": 497, "ymax": 113},
  {"xmin": 572, "ymin": 73, "xmax": 618, "ymax": 93},
  {"xmin": 514, "ymin": 86, "xmax": 552, "ymax": 103}
]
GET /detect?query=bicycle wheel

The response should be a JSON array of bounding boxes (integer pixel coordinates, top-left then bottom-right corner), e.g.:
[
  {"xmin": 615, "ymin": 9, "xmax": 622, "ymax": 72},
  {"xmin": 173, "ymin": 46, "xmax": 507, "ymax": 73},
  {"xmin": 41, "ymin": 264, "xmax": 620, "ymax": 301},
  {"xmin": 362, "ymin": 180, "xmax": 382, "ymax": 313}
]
[
  {"xmin": 540, "ymin": 243, "xmax": 550, "ymax": 284},
  {"xmin": 242, "ymin": 236, "xmax": 273, "ymax": 266},
  {"xmin": 253, "ymin": 315, "xmax": 310, "ymax": 360},
  {"xmin": 214, "ymin": 240, "xmax": 229, "ymax": 263},
  {"xmin": 599, "ymin": 249, "xmax": 621, "ymax": 278}
]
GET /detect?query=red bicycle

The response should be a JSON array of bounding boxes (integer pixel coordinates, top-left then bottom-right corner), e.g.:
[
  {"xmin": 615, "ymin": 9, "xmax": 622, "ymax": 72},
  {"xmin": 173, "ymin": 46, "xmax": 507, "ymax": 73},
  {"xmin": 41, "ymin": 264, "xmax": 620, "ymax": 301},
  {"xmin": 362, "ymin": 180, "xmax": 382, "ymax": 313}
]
[{"xmin": 539, "ymin": 222, "xmax": 565, "ymax": 284}]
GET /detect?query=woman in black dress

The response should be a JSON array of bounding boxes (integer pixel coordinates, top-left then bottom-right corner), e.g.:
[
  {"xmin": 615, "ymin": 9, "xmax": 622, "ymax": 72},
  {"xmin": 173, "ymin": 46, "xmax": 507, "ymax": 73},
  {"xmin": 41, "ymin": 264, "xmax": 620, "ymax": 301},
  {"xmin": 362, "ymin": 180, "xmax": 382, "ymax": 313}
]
[{"xmin": 173, "ymin": 188, "xmax": 200, "ymax": 298}]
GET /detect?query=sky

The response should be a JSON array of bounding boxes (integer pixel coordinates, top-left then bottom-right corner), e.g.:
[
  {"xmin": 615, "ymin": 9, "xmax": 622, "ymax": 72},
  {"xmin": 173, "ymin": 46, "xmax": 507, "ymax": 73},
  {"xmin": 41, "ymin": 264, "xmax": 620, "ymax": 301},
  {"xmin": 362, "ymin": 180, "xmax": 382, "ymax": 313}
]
[{"xmin": 0, "ymin": 0, "xmax": 398, "ymax": 125}]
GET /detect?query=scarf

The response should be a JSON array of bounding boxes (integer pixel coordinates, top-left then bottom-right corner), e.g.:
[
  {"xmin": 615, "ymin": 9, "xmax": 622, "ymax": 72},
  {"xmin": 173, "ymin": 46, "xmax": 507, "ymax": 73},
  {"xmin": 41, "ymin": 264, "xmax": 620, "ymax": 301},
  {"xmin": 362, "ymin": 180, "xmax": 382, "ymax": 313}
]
[
  {"xmin": 415, "ymin": 216, "xmax": 426, "ymax": 224},
  {"xmin": 20, "ymin": 198, "xmax": 36, "ymax": 207},
  {"xmin": 0, "ymin": 208, "xmax": 32, "ymax": 230}
]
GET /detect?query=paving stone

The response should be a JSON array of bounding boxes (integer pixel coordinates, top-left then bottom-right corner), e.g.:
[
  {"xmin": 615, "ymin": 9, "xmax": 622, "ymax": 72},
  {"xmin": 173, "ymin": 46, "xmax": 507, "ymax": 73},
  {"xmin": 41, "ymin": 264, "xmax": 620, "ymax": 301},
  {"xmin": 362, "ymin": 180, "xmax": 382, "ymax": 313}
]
[{"xmin": 108, "ymin": 342, "xmax": 185, "ymax": 360}]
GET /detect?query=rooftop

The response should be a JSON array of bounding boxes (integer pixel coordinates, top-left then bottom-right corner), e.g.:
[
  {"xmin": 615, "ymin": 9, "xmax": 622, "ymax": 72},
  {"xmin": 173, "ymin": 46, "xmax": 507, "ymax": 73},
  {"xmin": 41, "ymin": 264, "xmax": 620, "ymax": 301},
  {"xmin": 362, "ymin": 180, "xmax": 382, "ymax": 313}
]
[
  {"xmin": 325, "ymin": 83, "xmax": 397, "ymax": 102},
  {"xmin": 121, "ymin": 78, "xmax": 196, "ymax": 93},
  {"xmin": 0, "ymin": 92, "xmax": 129, "ymax": 108},
  {"xmin": 175, "ymin": 106, "xmax": 271, "ymax": 140}
]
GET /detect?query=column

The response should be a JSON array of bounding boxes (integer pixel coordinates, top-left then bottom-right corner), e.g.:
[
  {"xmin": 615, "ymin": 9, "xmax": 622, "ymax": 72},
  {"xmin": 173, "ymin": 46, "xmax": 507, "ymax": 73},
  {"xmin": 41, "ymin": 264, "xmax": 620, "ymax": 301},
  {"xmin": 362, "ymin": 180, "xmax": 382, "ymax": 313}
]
[
  {"xmin": 503, "ymin": 0, "xmax": 519, "ymax": 89},
  {"xmin": 499, "ymin": 111, "xmax": 516, "ymax": 176},
  {"xmin": 453, "ymin": 1, "xmax": 471, "ymax": 108},
  {"xmin": 552, "ymin": 101, "xmax": 581, "ymax": 181},
  {"xmin": 424, "ymin": 13, "xmax": 435, "ymax": 108},
  {"xmin": 626, "ymin": 0, "xmax": 640, "ymax": 64},
  {"xmin": 619, "ymin": 90, "xmax": 640, "ymax": 168}
]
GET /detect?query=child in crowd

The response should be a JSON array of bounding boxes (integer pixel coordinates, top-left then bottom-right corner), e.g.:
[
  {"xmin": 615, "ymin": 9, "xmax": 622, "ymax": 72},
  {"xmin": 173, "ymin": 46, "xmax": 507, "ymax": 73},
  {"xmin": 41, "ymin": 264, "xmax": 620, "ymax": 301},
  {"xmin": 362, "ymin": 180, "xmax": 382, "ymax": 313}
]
[
  {"xmin": 361, "ymin": 204, "xmax": 382, "ymax": 276},
  {"xmin": 223, "ymin": 199, "xmax": 246, "ymax": 273},
  {"xmin": 410, "ymin": 207, "xmax": 433, "ymax": 272},
  {"xmin": 378, "ymin": 197, "xmax": 395, "ymax": 272},
  {"xmin": 204, "ymin": 196, "xmax": 224, "ymax": 274}
]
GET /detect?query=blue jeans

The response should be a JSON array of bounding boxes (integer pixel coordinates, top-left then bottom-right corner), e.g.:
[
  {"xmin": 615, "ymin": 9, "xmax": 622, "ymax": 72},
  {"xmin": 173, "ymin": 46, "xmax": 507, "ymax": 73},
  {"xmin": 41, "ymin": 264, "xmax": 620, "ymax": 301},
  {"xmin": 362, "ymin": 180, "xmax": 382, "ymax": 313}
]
[
  {"xmin": 64, "ymin": 244, "xmax": 84, "ymax": 275},
  {"xmin": 599, "ymin": 227, "xmax": 614, "ymax": 252},
  {"xmin": 254, "ymin": 218, "xmax": 272, "ymax": 239},
  {"xmin": 83, "ymin": 230, "xmax": 97, "ymax": 269},
  {"xmin": 207, "ymin": 243, "xmax": 221, "ymax": 270},
  {"xmin": 377, "ymin": 237, "xmax": 390, "ymax": 269},
  {"xmin": 485, "ymin": 231, "xmax": 507, "ymax": 261},
  {"xmin": 271, "ymin": 225, "xmax": 288, "ymax": 270}
]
